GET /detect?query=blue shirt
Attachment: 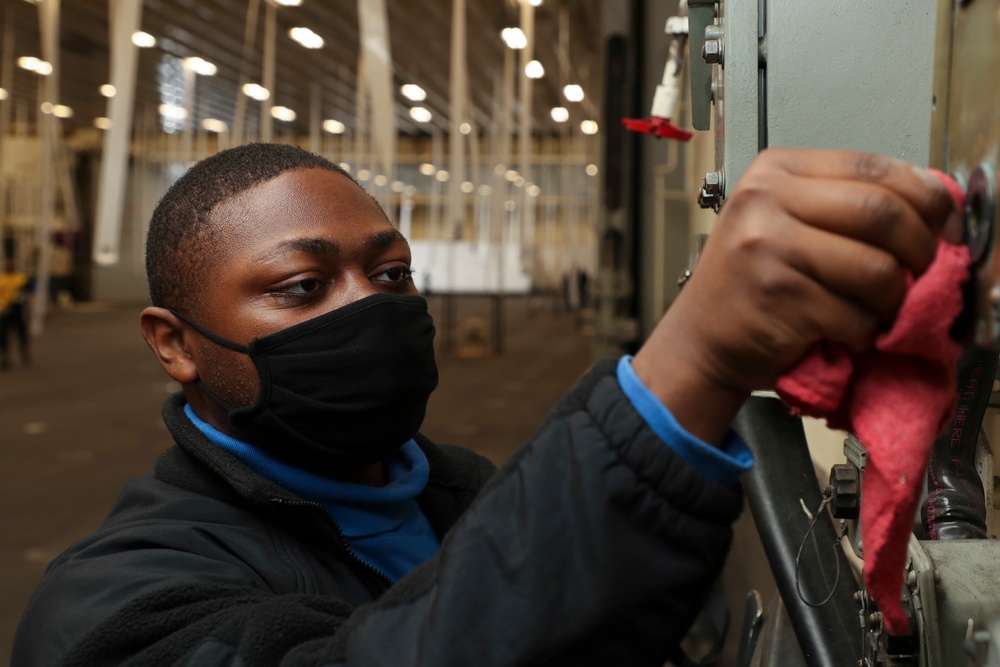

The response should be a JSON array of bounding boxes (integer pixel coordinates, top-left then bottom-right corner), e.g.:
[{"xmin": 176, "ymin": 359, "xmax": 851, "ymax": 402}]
[{"xmin": 183, "ymin": 404, "xmax": 440, "ymax": 582}]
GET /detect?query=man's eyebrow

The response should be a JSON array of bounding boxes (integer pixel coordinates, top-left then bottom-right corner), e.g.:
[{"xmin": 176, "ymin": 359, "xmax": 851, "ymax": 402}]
[
  {"xmin": 365, "ymin": 229, "xmax": 408, "ymax": 250},
  {"xmin": 255, "ymin": 237, "xmax": 340, "ymax": 262}
]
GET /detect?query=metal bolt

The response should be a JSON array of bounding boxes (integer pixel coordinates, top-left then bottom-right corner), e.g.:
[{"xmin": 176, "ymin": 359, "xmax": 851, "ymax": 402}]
[
  {"xmin": 698, "ymin": 171, "xmax": 724, "ymax": 210},
  {"xmin": 702, "ymin": 39, "xmax": 724, "ymax": 65}
]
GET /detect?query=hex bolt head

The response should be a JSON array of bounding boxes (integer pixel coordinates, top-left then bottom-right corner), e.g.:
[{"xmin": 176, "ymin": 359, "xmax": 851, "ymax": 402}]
[
  {"xmin": 702, "ymin": 39, "xmax": 724, "ymax": 65},
  {"xmin": 698, "ymin": 171, "xmax": 724, "ymax": 210}
]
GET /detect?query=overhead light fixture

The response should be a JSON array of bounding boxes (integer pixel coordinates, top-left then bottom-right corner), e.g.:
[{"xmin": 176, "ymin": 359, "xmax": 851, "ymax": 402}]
[
  {"xmin": 563, "ymin": 84, "xmax": 584, "ymax": 102},
  {"xmin": 242, "ymin": 83, "xmax": 270, "ymax": 101},
  {"xmin": 271, "ymin": 105, "xmax": 296, "ymax": 121},
  {"xmin": 580, "ymin": 119, "xmax": 599, "ymax": 135},
  {"xmin": 289, "ymin": 27, "xmax": 324, "ymax": 49},
  {"xmin": 504, "ymin": 200, "xmax": 517, "ymax": 212},
  {"xmin": 528, "ymin": 0, "xmax": 543, "ymax": 6},
  {"xmin": 322, "ymin": 119, "xmax": 345, "ymax": 134},
  {"xmin": 409, "ymin": 106, "xmax": 432, "ymax": 123},
  {"xmin": 435, "ymin": 170, "xmax": 450, "ymax": 182},
  {"xmin": 500, "ymin": 27, "xmax": 527, "ymax": 50},
  {"xmin": 158, "ymin": 104, "xmax": 187, "ymax": 120},
  {"xmin": 494, "ymin": 163, "xmax": 507, "ymax": 175},
  {"xmin": 459, "ymin": 122, "xmax": 471, "ymax": 135},
  {"xmin": 460, "ymin": 181, "xmax": 475, "ymax": 194},
  {"xmin": 418, "ymin": 163, "xmax": 437, "ymax": 176},
  {"xmin": 17, "ymin": 57, "xmax": 52, "ymax": 76},
  {"xmin": 478, "ymin": 185, "xmax": 492, "ymax": 196},
  {"xmin": 504, "ymin": 169, "xmax": 519, "ymax": 182},
  {"xmin": 527, "ymin": 184, "xmax": 542, "ymax": 196},
  {"xmin": 514, "ymin": 176, "xmax": 526, "ymax": 187},
  {"xmin": 131, "ymin": 31, "xmax": 156, "ymax": 48},
  {"xmin": 99, "ymin": 84, "xmax": 116, "ymax": 97},
  {"xmin": 52, "ymin": 104, "xmax": 73, "ymax": 118},
  {"xmin": 356, "ymin": 169, "xmax": 371, "ymax": 181},
  {"xmin": 40, "ymin": 102, "xmax": 53, "ymax": 114},
  {"xmin": 391, "ymin": 180, "xmax": 406, "ymax": 193},
  {"xmin": 404, "ymin": 185, "xmax": 417, "ymax": 196},
  {"xmin": 201, "ymin": 118, "xmax": 228, "ymax": 133},
  {"xmin": 183, "ymin": 57, "xmax": 217, "ymax": 76},
  {"xmin": 94, "ymin": 117, "xmax": 112, "ymax": 130},
  {"xmin": 550, "ymin": 106, "xmax": 569, "ymax": 123},
  {"xmin": 586, "ymin": 163, "xmax": 599, "ymax": 176},
  {"xmin": 0, "ymin": 88, "xmax": 8, "ymax": 100},
  {"xmin": 274, "ymin": 0, "xmax": 303, "ymax": 5},
  {"xmin": 338, "ymin": 162, "xmax": 351, "ymax": 172},
  {"xmin": 401, "ymin": 84, "xmax": 426, "ymax": 102},
  {"xmin": 525, "ymin": 60, "xmax": 544, "ymax": 79},
  {"xmin": 372, "ymin": 174, "xmax": 387, "ymax": 187}
]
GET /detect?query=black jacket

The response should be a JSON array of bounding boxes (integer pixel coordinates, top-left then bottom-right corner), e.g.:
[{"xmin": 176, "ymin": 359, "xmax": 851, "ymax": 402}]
[{"xmin": 13, "ymin": 359, "xmax": 744, "ymax": 666}]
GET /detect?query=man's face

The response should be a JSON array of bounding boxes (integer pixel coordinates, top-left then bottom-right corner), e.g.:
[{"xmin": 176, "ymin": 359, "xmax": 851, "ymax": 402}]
[{"xmin": 187, "ymin": 167, "xmax": 417, "ymax": 409}]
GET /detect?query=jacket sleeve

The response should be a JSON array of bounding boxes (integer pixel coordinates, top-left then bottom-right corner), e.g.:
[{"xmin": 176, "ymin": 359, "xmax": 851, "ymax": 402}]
[{"xmin": 25, "ymin": 358, "xmax": 745, "ymax": 667}]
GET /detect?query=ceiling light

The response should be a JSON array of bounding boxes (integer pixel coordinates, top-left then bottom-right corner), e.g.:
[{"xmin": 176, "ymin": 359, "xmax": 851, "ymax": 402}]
[
  {"xmin": 504, "ymin": 169, "xmax": 519, "ymax": 182},
  {"xmin": 504, "ymin": 200, "xmax": 517, "ymax": 211},
  {"xmin": 494, "ymin": 163, "xmax": 507, "ymax": 175},
  {"xmin": 409, "ymin": 106, "xmax": 432, "ymax": 123},
  {"xmin": 404, "ymin": 185, "xmax": 417, "ymax": 196},
  {"xmin": 528, "ymin": 0, "xmax": 543, "ymax": 5},
  {"xmin": 40, "ymin": 102, "xmax": 53, "ymax": 114},
  {"xmin": 52, "ymin": 104, "xmax": 73, "ymax": 118},
  {"xmin": 527, "ymin": 184, "xmax": 541, "ymax": 196},
  {"xmin": 391, "ymin": 181, "xmax": 406, "ymax": 193},
  {"xmin": 242, "ymin": 83, "xmax": 270, "ymax": 101},
  {"xmin": 201, "ymin": 118, "xmax": 228, "ymax": 133},
  {"xmin": 435, "ymin": 170, "xmax": 450, "ymax": 182},
  {"xmin": 323, "ymin": 119, "xmax": 345, "ymax": 134},
  {"xmin": 459, "ymin": 122, "xmax": 471, "ymax": 135},
  {"xmin": 586, "ymin": 164, "xmax": 599, "ymax": 176},
  {"xmin": 563, "ymin": 84, "xmax": 584, "ymax": 102},
  {"xmin": 271, "ymin": 105, "xmax": 296, "ymax": 121},
  {"xmin": 550, "ymin": 106, "xmax": 569, "ymax": 123},
  {"xmin": 580, "ymin": 119, "xmax": 599, "ymax": 135},
  {"xmin": 514, "ymin": 176, "xmax": 526, "ymax": 187},
  {"xmin": 460, "ymin": 181, "xmax": 475, "ymax": 194},
  {"xmin": 525, "ymin": 60, "xmax": 544, "ymax": 79},
  {"xmin": 478, "ymin": 185, "xmax": 492, "ymax": 196},
  {"xmin": 183, "ymin": 57, "xmax": 217, "ymax": 76},
  {"xmin": 374, "ymin": 174, "xmax": 388, "ymax": 187},
  {"xmin": 94, "ymin": 117, "xmax": 112, "ymax": 130},
  {"xmin": 274, "ymin": 0, "xmax": 303, "ymax": 5},
  {"xmin": 17, "ymin": 57, "xmax": 52, "ymax": 75},
  {"xmin": 418, "ymin": 163, "xmax": 436, "ymax": 176},
  {"xmin": 158, "ymin": 104, "xmax": 187, "ymax": 120},
  {"xmin": 357, "ymin": 169, "xmax": 371, "ymax": 181},
  {"xmin": 131, "ymin": 31, "xmax": 156, "ymax": 48},
  {"xmin": 0, "ymin": 88, "xmax": 7, "ymax": 100},
  {"xmin": 289, "ymin": 27, "xmax": 324, "ymax": 49},
  {"xmin": 401, "ymin": 84, "xmax": 426, "ymax": 102},
  {"xmin": 501, "ymin": 27, "xmax": 527, "ymax": 49},
  {"xmin": 338, "ymin": 163, "xmax": 351, "ymax": 171},
  {"xmin": 99, "ymin": 84, "xmax": 116, "ymax": 97}
]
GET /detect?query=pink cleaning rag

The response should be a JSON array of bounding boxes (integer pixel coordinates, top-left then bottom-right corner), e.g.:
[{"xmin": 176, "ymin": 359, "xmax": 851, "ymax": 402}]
[{"xmin": 775, "ymin": 173, "xmax": 969, "ymax": 635}]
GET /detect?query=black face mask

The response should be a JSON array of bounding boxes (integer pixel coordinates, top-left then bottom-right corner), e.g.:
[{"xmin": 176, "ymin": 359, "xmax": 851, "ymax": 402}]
[{"xmin": 172, "ymin": 293, "xmax": 438, "ymax": 471}]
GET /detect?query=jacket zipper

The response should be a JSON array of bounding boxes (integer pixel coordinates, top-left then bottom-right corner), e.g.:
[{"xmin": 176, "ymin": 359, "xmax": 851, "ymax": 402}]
[{"xmin": 269, "ymin": 497, "xmax": 394, "ymax": 592}]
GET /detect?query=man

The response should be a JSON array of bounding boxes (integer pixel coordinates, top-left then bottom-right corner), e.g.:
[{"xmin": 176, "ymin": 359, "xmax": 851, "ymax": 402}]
[
  {"xmin": 0, "ymin": 257, "xmax": 30, "ymax": 370},
  {"xmin": 14, "ymin": 143, "xmax": 955, "ymax": 665}
]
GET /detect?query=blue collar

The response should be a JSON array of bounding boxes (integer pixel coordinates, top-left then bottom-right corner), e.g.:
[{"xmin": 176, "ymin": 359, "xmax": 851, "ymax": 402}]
[{"xmin": 182, "ymin": 404, "xmax": 431, "ymax": 538}]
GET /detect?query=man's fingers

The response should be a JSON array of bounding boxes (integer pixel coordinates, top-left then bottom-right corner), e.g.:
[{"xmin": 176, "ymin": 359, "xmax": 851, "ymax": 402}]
[
  {"xmin": 774, "ymin": 176, "xmax": 938, "ymax": 275},
  {"xmin": 755, "ymin": 148, "xmax": 956, "ymax": 236}
]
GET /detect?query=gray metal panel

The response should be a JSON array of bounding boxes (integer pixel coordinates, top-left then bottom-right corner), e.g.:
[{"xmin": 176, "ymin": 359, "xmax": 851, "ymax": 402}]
[
  {"xmin": 765, "ymin": 1, "xmax": 937, "ymax": 164},
  {"xmin": 717, "ymin": 0, "xmax": 759, "ymax": 195}
]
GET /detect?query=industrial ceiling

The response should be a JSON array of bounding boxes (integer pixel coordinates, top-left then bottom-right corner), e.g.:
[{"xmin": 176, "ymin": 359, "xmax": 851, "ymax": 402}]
[{"xmin": 1, "ymin": 0, "xmax": 603, "ymax": 141}]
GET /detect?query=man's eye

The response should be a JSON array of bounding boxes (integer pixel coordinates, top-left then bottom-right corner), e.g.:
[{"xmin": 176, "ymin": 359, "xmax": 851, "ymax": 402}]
[
  {"xmin": 285, "ymin": 278, "xmax": 323, "ymax": 294},
  {"xmin": 375, "ymin": 266, "xmax": 414, "ymax": 283}
]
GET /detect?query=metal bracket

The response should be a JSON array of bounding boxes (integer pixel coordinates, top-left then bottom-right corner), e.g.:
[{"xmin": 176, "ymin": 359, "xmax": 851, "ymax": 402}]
[{"xmin": 687, "ymin": 0, "xmax": 717, "ymax": 130}]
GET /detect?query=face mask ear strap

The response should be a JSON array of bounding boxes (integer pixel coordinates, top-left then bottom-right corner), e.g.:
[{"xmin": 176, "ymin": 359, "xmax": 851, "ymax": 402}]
[{"xmin": 166, "ymin": 308, "xmax": 249, "ymax": 353}]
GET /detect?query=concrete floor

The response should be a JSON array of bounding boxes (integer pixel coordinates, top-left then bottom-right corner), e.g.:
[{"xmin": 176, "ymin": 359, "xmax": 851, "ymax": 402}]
[{"xmin": 0, "ymin": 295, "xmax": 774, "ymax": 665}]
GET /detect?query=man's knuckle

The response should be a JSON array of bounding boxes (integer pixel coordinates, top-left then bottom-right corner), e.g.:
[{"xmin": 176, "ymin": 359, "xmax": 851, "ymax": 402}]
[
  {"xmin": 857, "ymin": 191, "xmax": 901, "ymax": 231},
  {"xmin": 851, "ymin": 152, "xmax": 893, "ymax": 182}
]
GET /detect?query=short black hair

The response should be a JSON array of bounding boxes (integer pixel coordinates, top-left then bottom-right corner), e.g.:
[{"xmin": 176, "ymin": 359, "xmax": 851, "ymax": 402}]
[{"xmin": 145, "ymin": 143, "xmax": 366, "ymax": 316}]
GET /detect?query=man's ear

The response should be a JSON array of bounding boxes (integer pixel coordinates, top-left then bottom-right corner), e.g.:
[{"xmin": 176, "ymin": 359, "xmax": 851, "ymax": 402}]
[{"xmin": 140, "ymin": 307, "xmax": 199, "ymax": 384}]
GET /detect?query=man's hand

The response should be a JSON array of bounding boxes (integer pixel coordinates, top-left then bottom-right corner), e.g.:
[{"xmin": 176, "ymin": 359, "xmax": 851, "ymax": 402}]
[{"xmin": 632, "ymin": 148, "xmax": 959, "ymax": 445}]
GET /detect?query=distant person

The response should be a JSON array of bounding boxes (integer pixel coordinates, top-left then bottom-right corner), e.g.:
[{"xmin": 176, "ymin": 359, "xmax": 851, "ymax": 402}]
[
  {"xmin": 0, "ymin": 257, "xmax": 30, "ymax": 369},
  {"xmin": 14, "ymin": 143, "xmax": 956, "ymax": 665}
]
